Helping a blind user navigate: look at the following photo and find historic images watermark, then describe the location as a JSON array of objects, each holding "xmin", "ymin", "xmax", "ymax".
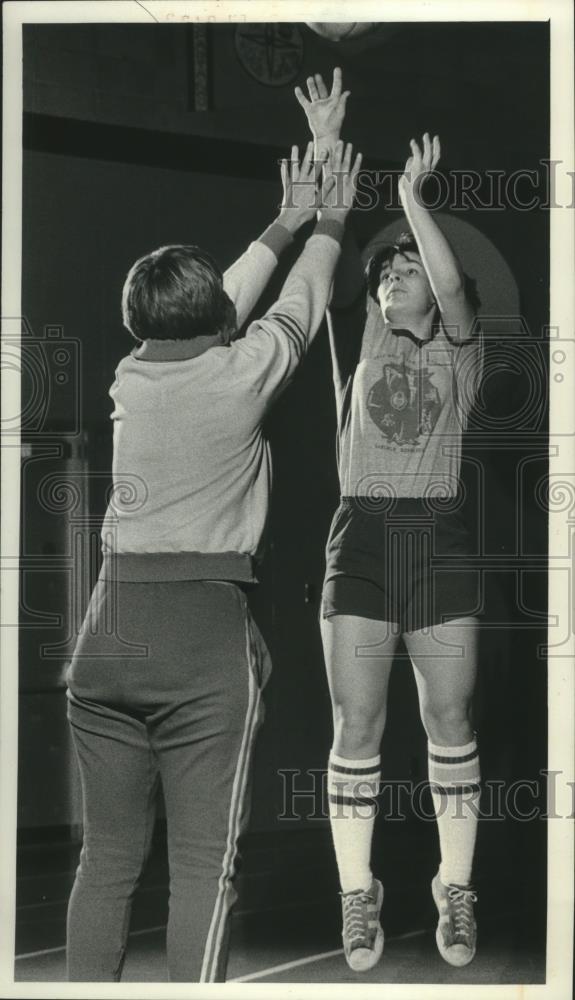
[
  {"xmin": 277, "ymin": 768, "xmax": 575, "ymax": 822},
  {"xmin": 280, "ymin": 160, "xmax": 575, "ymax": 213}
]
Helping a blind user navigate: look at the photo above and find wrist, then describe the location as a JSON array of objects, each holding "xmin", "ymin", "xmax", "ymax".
[
  {"xmin": 277, "ymin": 208, "xmax": 313, "ymax": 233},
  {"xmin": 399, "ymin": 190, "xmax": 426, "ymax": 221},
  {"xmin": 312, "ymin": 128, "xmax": 340, "ymax": 141},
  {"xmin": 318, "ymin": 206, "xmax": 350, "ymax": 223},
  {"xmin": 397, "ymin": 184, "xmax": 410, "ymax": 211},
  {"xmin": 399, "ymin": 174, "xmax": 427, "ymax": 211},
  {"xmin": 312, "ymin": 130, "xmax": 341, "ymax": 154}
]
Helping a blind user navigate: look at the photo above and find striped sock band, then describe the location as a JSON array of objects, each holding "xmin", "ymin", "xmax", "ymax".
[
  {"xmin": 328, "ymin": 751, "xmax": 381, "ymax": 894},
  {"xmin": 428, "ymin": 737, "xmax": 481, "ymax": 887}
]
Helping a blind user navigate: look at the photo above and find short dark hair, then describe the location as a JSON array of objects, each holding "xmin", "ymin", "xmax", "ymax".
[
  {"xmin": 121, "ymin": 244, "xmax": 236, "ymax": 341},
  {"xmin": 365, "ymin": 230, "xmax": 481, "ymax": 312},
  {"xmin": 365, "ymin": 232, "xmax": 420, "ymax": 300}
]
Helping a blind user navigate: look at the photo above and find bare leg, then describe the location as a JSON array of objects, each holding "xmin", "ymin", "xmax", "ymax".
[
  {"xmin": 403, "ymin": 616, "xmax": 478, "ymax": 747},
  {"xmin": 321, "ymin": 614, "xmax": 400, "ymax": 758}
]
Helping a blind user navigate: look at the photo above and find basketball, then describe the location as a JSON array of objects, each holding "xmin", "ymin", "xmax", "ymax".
[{"xmin": 306, "ymin": 22, "xmax": 378, "ymax": 42}]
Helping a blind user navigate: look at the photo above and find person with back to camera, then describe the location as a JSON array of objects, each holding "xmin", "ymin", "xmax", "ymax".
[
  {"xmin": 65, "ymin": 139, "xmax": 362, "ymax": 983},
  {"xmin": 296, "ymin": 69, "xmax": 483, "ymax": 973}
]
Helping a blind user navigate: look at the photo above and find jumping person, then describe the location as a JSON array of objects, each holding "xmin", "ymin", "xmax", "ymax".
[
  {"xmin": 296, "ymin": 70, "xmax": 483, "ymax": 972},
  {"xmin": 65, "ymin": 139, "xmax": 362, "ymax": 982}
]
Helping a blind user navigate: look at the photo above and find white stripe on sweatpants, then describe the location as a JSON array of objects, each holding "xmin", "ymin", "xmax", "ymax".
[{"xmin": 199, "ymin": 611, "xmax": 263, "ymax": 983}]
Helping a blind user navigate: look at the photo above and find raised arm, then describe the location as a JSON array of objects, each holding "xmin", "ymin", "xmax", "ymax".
[
  {"xmin": 295, "ymin": 67, "xmax": 349, "ymax": 160},
  {"xmin": 236, "ymin": 140, "xmax": 363, "ymax": 406},
  {"xmin": 398, "ymin": 134, "xmax": 477, "ymax": 341},
  {"xmin": 223, "ymin": 141, "xmax": 323, "ymax": 329},
  {"xmin": 271, "ymin": 141, "xmax": 362, "ymax": 335},
  {"xmin": 295, "ymin": 68, "xmax": 365, "ymax": 309}
]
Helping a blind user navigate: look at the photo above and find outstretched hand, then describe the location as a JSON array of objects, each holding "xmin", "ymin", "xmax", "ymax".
[
  {"xmin": 294, "ymin": 67, "xmax": 350, "ymax": 139},
  {"xmin": 278, "ymin": 141, "xmax": 327, "ymax": 227},
  {"xmin": 399, "ymin": 133, "xmax": 441, "ymax": 201},
  {"xmin": 320, "ymin": 140, "xmax": 363, "ymax": 219}
]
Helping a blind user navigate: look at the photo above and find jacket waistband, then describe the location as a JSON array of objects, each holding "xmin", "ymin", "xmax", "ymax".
[{"xmin": 99, "ymin": 551, "xmax": 257, "ymax": 583}]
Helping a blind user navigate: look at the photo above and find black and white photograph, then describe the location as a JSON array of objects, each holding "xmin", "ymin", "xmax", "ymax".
[{"xmin": 1, "ymin": 1, "xmax": 573, "ymax": 996}]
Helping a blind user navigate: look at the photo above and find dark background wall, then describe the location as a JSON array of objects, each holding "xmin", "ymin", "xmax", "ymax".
[{"xmin": 19, "ymin": 21, "xmax": 549, "ymax": 921}]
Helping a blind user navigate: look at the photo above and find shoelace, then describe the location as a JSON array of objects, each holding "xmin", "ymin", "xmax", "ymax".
[
  {"xmin": 341, "ymin": 890, "xmax": 373, "ymax": 946},
  {"xmin": 447, "ymin": 886, "xmax": 478, "ymax": 939}
]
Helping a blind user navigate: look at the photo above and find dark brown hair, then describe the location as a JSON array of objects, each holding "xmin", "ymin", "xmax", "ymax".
[
  {"xmin": 122, "ymin": 244, "xmax": 236, "ymax": 341},
  {"xmin": 365, "ymin": 231, "xmax": 480, "ymax": 312}
]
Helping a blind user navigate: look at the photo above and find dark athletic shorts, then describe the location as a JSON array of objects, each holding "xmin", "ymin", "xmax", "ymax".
[{"xmin": 322, "ymin": 497, "xmax": 480, "ymax": 632}]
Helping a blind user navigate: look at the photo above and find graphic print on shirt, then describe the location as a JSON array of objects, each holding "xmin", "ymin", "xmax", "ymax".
[{"xmin": 366, "ymin": 361, "xmax": 441, "ymax": 447}]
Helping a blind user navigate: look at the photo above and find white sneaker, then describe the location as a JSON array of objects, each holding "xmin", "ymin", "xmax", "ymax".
[
  {"xmin": 431, "ymin": 870, "xmax": 477, "ymax": 967},
  {"xmin": 341, "ymin": 878, "xmax": 384, "ymax": 972}
]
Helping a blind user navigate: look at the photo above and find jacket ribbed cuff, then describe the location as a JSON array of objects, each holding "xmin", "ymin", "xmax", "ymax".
[
  {"xmin": 314, "ymin": 217, "xmax": 346, "ymax": 245},
  {"xmin": 257, "ymin": 221, "xmax": 295, "ymax": 258}
]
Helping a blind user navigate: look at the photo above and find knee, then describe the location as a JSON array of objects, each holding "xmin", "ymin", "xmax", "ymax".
[
  {"xmin": 76, "ymin": 839, "xmax": 144, "ymax": 891},
  {"xmin": 422, "ymin": 701, "xmax": 473, "ymax": 746},
  {"xmin": 332, "ymin": 704, "xmax": 386, "ymax": 759}
]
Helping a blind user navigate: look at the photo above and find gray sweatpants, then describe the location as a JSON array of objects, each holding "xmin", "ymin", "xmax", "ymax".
[{"xmin": 65, "ymin": 578, "xmax": 271, "ymax": 982}]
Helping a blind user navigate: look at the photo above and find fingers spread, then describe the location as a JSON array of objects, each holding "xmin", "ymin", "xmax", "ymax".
[
  {"xmin": 332, "ymin": 138, "xmax": 344, "ymax": 171},
  {"xmin": 351, "ymin": 151, "xmax": 363, "ymax": 180},
  {"xmin": 290, "ymin": 144, "xmax": 299, "ymax": 178},
  {"xmin": 294, "ymin": 86, "xmax": 309, "ymax": 108},
  {"xmin": 331, "ymin": 66, "xmax": 342, "ymax": 97},
  {"xmin": 342, "ymin": 141, "xmax": 353, "ymax": 172},
  {"xmin": 315, "ymin": 73, "xmax": 328, "ymax": 99},
  {"xmin": 313, "ymin": 148, "xmax": 329, "ymax": 181},
  {"xmin": 322, "ymin": 173, "xmax": 336, "ymax": 196},
  {"xmin": 301, "ymin": 139, "xmax": 314, "ymax": 174},
  {"xmin": 307, "ymin": 75, "xmax": 319, "ymax": 101},
  {"xmin": 409, "ymin": 138, "xmax": 422, "ymax": 160}
]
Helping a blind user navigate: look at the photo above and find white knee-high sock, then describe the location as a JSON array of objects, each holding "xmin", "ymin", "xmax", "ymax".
[
  {"xmin": 328, "ymin": 751, "xmax": 381, "ymax": 894},
  {"xmin": 428, "ymin": 737, "xmax": 481, "ymax": 887}
]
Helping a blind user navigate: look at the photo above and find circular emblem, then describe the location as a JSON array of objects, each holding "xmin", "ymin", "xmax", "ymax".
[
  {"xmin": 235, "ymin": 24, "xmax": 304, "ymax": 87},
  {"xmin": 367, "ymin": 363, "xmax": 441, "ymax": 446}
]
